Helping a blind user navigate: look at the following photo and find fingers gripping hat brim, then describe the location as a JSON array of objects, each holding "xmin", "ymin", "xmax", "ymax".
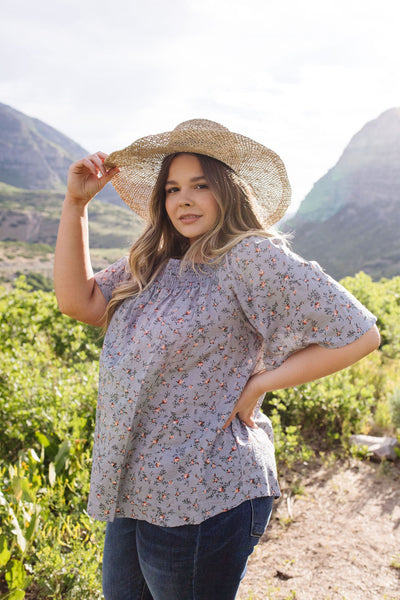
[{"xmin": 104, "ymin": 119, "xmax": 291, "ymax": 227}]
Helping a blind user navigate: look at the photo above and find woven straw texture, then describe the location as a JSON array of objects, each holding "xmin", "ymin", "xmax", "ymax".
[{"xmin": 104, "ymin": 119, "xmax": 291, "ymax": 226}]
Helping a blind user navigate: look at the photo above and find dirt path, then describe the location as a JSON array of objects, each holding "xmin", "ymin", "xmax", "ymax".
[{"xmin": 238, "ymin": 459, "xmax": 400, "ymax": 600}]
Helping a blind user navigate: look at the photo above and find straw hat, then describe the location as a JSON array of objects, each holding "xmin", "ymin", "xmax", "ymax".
[{"xmin": 104, "ymin": 119, "xmax": 291, "ymax": 227}]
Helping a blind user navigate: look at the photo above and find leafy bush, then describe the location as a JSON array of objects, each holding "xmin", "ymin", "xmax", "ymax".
[
  {"xmin": 340, "ymin": 272, "xmax": 400, "ymax": 357},
  {"xmin": 263, "ymin": 352, "xmax": 382, "ymax": 446},
  {"xmin": 0, "ymin": 278, "xmax": 101, "ymax": 461},
  {"xmin": 264, "ymin": 273, "xmax": 400, "ymax": 466},
  {"xmin": 15, "ymin": 272, "xmax": 54, "ymax": 292},
  {"xmin": 389, "ymin": 388, "xmax": 400, "ymax": 429},
  {"xmin": 0, "ymin": 279, "xmax": 104, "ymax": 599},
  {"xmin": 1, "ymin": 272, "xmax": 399, "ymax": 598}
]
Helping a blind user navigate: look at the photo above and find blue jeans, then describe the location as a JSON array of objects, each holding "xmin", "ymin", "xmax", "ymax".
[{"xmin": 102, "ymin": 496, "xmax": 274, "ymax": 600}]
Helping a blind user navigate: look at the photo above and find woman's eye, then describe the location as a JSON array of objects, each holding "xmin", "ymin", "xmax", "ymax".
[
  {"xmin": 195, "ymin": 184, "xmax": 208, "ymax": 189},
  {"xmin": 166, "ymin": 187, "xmax": 179, "ymax": 194}
]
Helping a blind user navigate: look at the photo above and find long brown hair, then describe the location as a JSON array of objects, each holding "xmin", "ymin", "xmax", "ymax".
[{"xmin": 104, "ymin": 153, "xmax": 275, "ymax": 328}]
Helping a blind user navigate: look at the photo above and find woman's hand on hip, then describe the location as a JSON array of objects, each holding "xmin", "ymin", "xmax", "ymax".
[
  {"xmin": 222, "ymin": 327, "xmax": 380, "ymax": 431},
  {"xmin": 222, "ymin": 373, "xmax": 264, "ymax": 430},
  {"xmin": 67, "ymin": 151, "xmax": 120, "ymax": 206}
]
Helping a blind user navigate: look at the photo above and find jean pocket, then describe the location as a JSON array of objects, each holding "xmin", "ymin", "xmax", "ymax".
[{"xmin": 249, "ymin": 496, "xmax": 274, "ymax": 538}]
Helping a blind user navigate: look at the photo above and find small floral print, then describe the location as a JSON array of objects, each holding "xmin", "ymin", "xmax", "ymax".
[{"xmin": 89, "ymin": 237, "xmax": 376, "ymax": 526}]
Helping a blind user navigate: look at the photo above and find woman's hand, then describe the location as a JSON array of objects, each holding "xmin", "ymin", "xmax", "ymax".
[
  {"xmin": 54, "ymin": 151, "xmax": 120, "ymax": 325},
  {"xmin": 223, "ymin": 373, "xmax": 264, "ymax": 430},
  {"xmin": 67, "ymin": 151, "xmax": 120, "ymax": 205}
]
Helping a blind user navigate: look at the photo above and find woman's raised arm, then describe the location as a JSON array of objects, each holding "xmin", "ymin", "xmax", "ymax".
[{"xmin": 54, "ymin": 152, "xmax": 120, "ymax": 326}]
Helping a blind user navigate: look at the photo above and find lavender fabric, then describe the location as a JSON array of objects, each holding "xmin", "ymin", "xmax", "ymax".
[{"xmin": 88, "ymin": 237, "xmax": 376, "ymax": 525}]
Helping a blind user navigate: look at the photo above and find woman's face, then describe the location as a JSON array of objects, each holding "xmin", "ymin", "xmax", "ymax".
[{"xmin": 165, "ymin": 154, "xmax": 219, "ymax": 245}]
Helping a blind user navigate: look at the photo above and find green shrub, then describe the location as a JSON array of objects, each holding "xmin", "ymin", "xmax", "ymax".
[
  {"xmin": 0, "ymin": 280, "xmax": 104, "ymax": 599},
  {"xmin": 263, "ymin": 352, "xmax": 381, "ymax": 455},
  {"xmin": 340, "ymin": 272, "xmax": 400, "ymax": 357},
  {"xmin": 0, "ymin": 272, "xmax": 399, "ymax": 598},
  {"xmin": 389, "ymin": 388, "xmax": 400, "ymax": 429},
  {"xmin": 14, "ymin": 272, "xmax": 53, "ymax": 292},
  {"xmin": 261, "ymin": 272, "xmax": 400, "ymax": 466}
]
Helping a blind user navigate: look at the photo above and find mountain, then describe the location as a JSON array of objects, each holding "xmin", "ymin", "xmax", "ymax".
[
  {"xmin": 1, "ymin": 103, "xmax": 400, "ymax": 283},
  {"xmin": 0, "ymin": 102, "xmax": 88, "ymax": 191},
  {"xmin": 0, "ymin": 101, "xmax": 125, "ymax": 205},
  {"xmin": 0, "ymin": 103, "xmax": 143, "ymax": 281},
  {"xmin": 285, "ymin": 108, "xmax": 400, "ymax": 280}
]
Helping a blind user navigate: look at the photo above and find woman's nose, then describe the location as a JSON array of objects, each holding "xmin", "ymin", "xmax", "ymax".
[{"xmin": 178, "ymin": 191, "xmax": 193, "ymax": 205}]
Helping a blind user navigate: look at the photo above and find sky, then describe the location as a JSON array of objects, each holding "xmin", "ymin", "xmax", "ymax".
[{"xmin": 1, "ymin": 0, "xmax": 400, "ymax": 213}]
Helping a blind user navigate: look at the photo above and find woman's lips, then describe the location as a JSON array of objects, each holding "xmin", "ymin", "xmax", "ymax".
[{"xmin": 179, "ymin": 215, "xmax": 201, "ymax": 224}]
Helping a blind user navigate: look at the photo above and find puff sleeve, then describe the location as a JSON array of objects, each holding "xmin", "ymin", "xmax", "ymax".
[
  {"xmin": 223, "ymin": 237, "xmax": 377, "ymax": 369},
  {"xmin": 94, "ymin": 257, "xmax": 130, "ymax": 303}
]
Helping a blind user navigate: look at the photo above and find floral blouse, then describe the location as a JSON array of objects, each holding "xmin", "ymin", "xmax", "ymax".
[{"xmin": 88, "ymin": 237, "xmax": 376, "ymax": 526}]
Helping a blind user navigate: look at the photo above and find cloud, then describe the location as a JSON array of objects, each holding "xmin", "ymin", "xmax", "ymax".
[{"xmin": 1, "ymin": 0, "xmax": 400, "ymax": 210}]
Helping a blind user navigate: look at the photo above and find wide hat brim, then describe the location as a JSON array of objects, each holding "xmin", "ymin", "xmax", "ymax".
[{"xmin": 104, "ymin": 119, "xmax": 291, "ymax": 227}]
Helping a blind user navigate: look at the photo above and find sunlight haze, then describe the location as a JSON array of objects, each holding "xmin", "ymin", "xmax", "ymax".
[{"xmin": 1, "ymin": 0, "xmax": 399, "ymax": 213}]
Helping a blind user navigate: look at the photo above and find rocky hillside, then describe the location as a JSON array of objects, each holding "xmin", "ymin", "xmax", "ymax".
[
  {"xmin": 0, "ymin": 102, "xmax": 123, "ymax": 205},
  {"xmin": 1, "ymin": 103, "xmax": 400, "ymax": 282},
  {"xmin": 0, "ymin": 102, "xmax": 87, "ymax": 191},
  {"xmin": 286, "ymin": 108, "xmax": 400, "ymax": 280},
  {"xmin": 0, "ymin": 103, "xmax": 142, "ymax": 281}
]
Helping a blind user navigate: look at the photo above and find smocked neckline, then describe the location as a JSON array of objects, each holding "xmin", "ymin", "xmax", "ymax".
[{"xmin": 158, "ymin": 258, "xmax": 218, "ymax": 282}]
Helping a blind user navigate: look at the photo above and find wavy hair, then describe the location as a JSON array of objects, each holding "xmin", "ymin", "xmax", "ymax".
[{"xmin": 103, "ymin": 153, "xmax": 278, "ymax": 328}]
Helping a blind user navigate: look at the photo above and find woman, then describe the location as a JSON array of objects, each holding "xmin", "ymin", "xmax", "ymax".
[{"xmin": 54, "ymin": 119, "xmax": 380, "ymax": 600}]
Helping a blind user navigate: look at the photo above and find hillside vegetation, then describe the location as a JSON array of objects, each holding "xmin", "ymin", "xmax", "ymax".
[
  {"xmin": 0, "ymin": 102, "xmax": 144, "ymax": 285},
  {"xmin": 0, "ymin": 182, "xmax": 144, "ymax": 283},
  {"xmin": 0, "ymin": 273, "xmax": 399, "ymax": 599}
]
